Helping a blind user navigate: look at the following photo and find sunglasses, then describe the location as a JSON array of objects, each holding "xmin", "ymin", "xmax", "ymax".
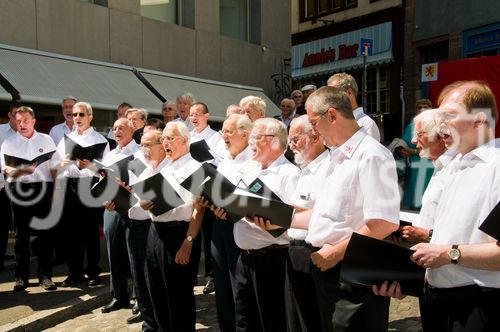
[{"xmin": 72, "ymin": 112, "xmax": 86, "ymax": 117}]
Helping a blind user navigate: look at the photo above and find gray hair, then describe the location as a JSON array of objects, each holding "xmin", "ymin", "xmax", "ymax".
[
  {"xmin": 327, "ymin": 73, "xmax": 358, "ymax": 95},
  {"xmin": 165, "ymin": 121, "xmax": 191, "ymax": 145},
  {"xmin": 254, "ymin": 118, "xmax": 288, "ymax": 151},
  {"xmin": 290, "ymin": 115, "xmax": 313, "ymax": 136},
  {"xmin": 226, "ymin": 104, "xmax": 241, "ymax": 117},
  {"xmin": 239, "ymin": 95, "xmax": 267, "ymax": 116},
  {"xmin": 62, "ymin": 95, "xmax": 78, "ymax": 104},
  {"xmin": 74, "ymin": 102, "xmax": 93, "ymax": 116},
  {"xmin": 228, "ymin": 114, "xmax": 252, "ymax": 134},
  {"xmin": 176, "ymin": 92, "xmax": 196, "ymax": 105},
  {"xmin": 291, "ymin": 90, "xmax": 303, "ymax": 98},
  {"xmin": 413, "ymin": 109, "xmax": 440, "ymax": 141},
  {"xmin": 162, "ymin": 101, "xmax": 176, "ymax": 108},
  {"xmin": 125, "ymin": 108, "xmax": 148, "ymax": 121},
  {"xmin": 305, "ymin": 86, "xmax": 353, "ymax": 119}
]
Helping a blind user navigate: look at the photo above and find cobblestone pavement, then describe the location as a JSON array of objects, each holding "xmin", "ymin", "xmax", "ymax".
[{"xmin": 46, "ymin": 289, "xmax": 422, "ymax": 331}]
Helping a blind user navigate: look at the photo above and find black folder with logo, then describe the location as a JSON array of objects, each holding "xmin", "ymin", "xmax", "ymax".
[
  {"xmin": 64, "ymin": 135, "xmax": 108, "ymax": 161},
  {"xmin": 189, "ymin": 140, "xmax": 216, "ymax": 162},
  {"xmin": 4, "ymin": 151, "xmax": 55, "ymax": 168},
  {"xmin": 340, "ymin": 232, "xmax": 425, "ymax": 297},
  {"xmin": 131, "ymin": 172, "xmax": 185, "ymax": 217},
  {"xmin": 180, "ymin": 164, "xmax": 294, "ymax": 230},
  {"xmin": 479, "ymin": 201, "xmax": 500, "ymax": 240}
]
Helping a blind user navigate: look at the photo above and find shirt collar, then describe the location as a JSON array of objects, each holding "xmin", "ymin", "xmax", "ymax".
[
  {"xmin": 15, "ymin": 130, "xmax": 39, "ymax": 142},
  {"xmin": 234, "ymin": 145, "xmax": 253, "ymax": 162},
  {"xmin": 461, "ymin": 138, "xmax": 499, "ymax": 164},
  {"xmin": 169, "ymin": 152, "xmax": 193, "ymax": 172},
  {"xmin": 192, "ymin": 125, "xmax": 212, "ymax": 137},
  {"xmin": 336, "ymin": 129, "xmax": 366, "ymax": 159},
  {"xmin": 352, "ymin": 107, "xmax": 365, "ymax": 120},
  {"xmin": 303, "ymin": 149, "xmax": 329, "ymax": 174},
  {"xmin": 260, "ymin": 154, "xmax": 289, "ymax": 174},
  {"xmin": 75, "ymin": 127, "xmax": 94, "ymax": 136},
  {"xmin": 433, "ymin": 149, "xmax": 458, "ymax": 171},
  {"xmin": 115, "ymin": 139, "xmax": 138, "ymax": 155}
]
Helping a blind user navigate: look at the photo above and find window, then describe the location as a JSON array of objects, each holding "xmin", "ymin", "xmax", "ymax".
[
  {"xmin": 141, "ymin": 0, "xmax": 178, "ymax": 25},
  {"xmin": 80, "ymin": 0, "xmax": 108, "ymax": 6},
  {"xmin": 419, "ymin": 41, "xmax": 449, "ymax": 64},
  {"xmin": 300, "ymin": 0, "xmax": 357, "ymax": 21},
  {"xmin": 220, "ymin": 0, "xmax": 260, "ymax": 44}
]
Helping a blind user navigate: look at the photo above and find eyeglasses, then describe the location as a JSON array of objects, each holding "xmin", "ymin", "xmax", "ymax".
[
  {"xmin": 412, "ymin": 131, "xmax": 427, "ymax": 140},
  {"xmin": 292, "ymin": 95, "xmax": 302, "ymax": 99},
  {"xmin": 72, "ymin": 112, "xmax": 86, "ymax": 117},
  {"xmin": 288, "ymin": 134, "xmax": 305, "ymax": 146},
  {"xmin": 249, "ymin": 134, "xmax": 275, "ymax": 144},
  {"xmin": 160, "ymin": 136, "xmax": 180, "ymax": 143},
  {"xmin": 219, "ymin": 129, "xmax": 235, "ymax": 136},
  {"xmin": 309, "ymin": 112, "xmax": 328, "ymax": 127},
  {"xmin": 139, "ymin": 142, "xmax": 162, "ymax": 148}
]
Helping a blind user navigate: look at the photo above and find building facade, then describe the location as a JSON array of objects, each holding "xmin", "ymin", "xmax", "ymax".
[
  {"xmin": 403, "ymin": 0, "xmax": 500, "ymax": 129},
  {"xmin": 291, "ymin": 0, "xmax": 403, "ymax": 141},
  {"xmin": 0, "ymin": 0, "xmax": 290, "ymax": 130}
]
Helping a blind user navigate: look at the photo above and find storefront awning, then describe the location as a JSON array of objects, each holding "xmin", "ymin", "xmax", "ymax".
[
  {"xmin": 0, "ymin": 44, "xmax": 160, "ymax": 112},
  {"xmin": 139, "ymin": 69, "xmax": 281, "ymax": 121},
  {"xmin": 292, "ymin": 21, "xmax": 393, "ymax": 79},
  {"xmin": 0, "ymin": 44, "xmax": 279, "ymax": 120}
]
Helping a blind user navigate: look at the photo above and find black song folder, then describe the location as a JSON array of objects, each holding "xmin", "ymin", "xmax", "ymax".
[
  {"xmin": 4, "ymin": 151, "xmax": 55, "ymax": 168},
  {"xmin": 340, "ymin": 232, "xmax": 425, "ymax": 297},
  {"xmin": 64, "ymin": 135, "xmax": 108, "ymax": 161},
  {"xmin": 131, "ymin": 172, "xmax": 185, "ymax": 217},
  {"xmin": 93, "ymin": 155, "xmax": 134, "ymax": 184},
  {"xmin": 479, "ymin": 201, "xmax": 500, "ymax": 240},
  {"xmin": 91, "ymin": 177, "xmax": 137, "ymax": 216},
  {"xmin": 189, "ymin": 140, "xmax": 216, "ymax": 162}
]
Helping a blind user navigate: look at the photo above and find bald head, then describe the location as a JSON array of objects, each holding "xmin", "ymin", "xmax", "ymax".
[{"xmin": 113, "ymin": 117, "xmax": 134, "ymax": 148}]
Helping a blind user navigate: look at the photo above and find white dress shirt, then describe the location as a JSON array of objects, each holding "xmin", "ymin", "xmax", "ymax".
[
  {"xmin": 53, "ymin": 127, "xmax": 110, "ymax": 178},
  {"xmin": 353, "ymin": 107, "xmax": 381, "ymax": 142},
  {"xmin": 128, "ymin": 157, "xmax": 171, "ymax": 221},
  {"xmin": 149, "ymin": 153, "xmax": 201, "ymax": 223},
  {"xmin": 413, "ymin": 149, "xmax": 458, "ymax": 230},
  {"xmin": 217, "ymin": 146, "xmax": 256, "ymax": 185},
  {"xmin": 102, "ymin": 139, "xmax": 139, "ymax": 166},
  {"xmin": 0, "ymin": 131, "xmax": 56, "ymax": 183},
  {"xmin": 190, "ymin": 125, "xmax": 226, "ymax": 164},
  {"xmin": 427, "ymin": 139, "xmax": 500, "ymax": 289},
  {"xmin": 172, "ymin": 117, "xmax": 194, "ymax": 131},
  {"xmin": 305, "ymin": 129, "xmax": 400, "ymax": 248},
  {"xmin": 0, "ymin": 123, "xmax": 16, "ymax": 190},
  {"xmin": 287, "ymin": 150, "xmax": 330, "ymax": 240},
  {"xmin": 233, "ymin": 154, "xmax": 300, "ymax": 250},
  {"xmin": 49, "ymin": 122, "xmax": 74, "ymax": 145}
]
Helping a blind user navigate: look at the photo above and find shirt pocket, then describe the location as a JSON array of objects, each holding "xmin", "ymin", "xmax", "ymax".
[{"xmin": 320, "ymin": 180, "xmax": 352, "ymax": 222}]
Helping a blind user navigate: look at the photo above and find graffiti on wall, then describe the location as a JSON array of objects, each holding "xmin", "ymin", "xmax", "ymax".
[{"xmin": 270, "ymin": 57, "xmax": 291, "ymax": 104}]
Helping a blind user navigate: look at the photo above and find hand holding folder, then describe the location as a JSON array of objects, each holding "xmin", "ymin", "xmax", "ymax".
[{"xmin": 340, "ymin": 232, "xmax": 425, "ymax": 297}]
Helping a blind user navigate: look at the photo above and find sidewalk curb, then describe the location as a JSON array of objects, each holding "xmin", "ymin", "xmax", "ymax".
[{"xmin": 0, "ymin": 286, "xmax": 111, "ymax": 332}]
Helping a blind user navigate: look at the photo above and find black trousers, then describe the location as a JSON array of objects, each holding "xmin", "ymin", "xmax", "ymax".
[
  {"xmin": 234, "ymin": 245, "xmax": 288, "ymax": 332},
  {"xmin": 127, "ymin": 220, "xmax": 156, "ymax": 332},
  {"xmin": 103, "ymin": 210, "xmax": 131, "ymax": 302},
  {"xmin": 191, "ymin": 212, "xmax": 215, "ymax": 283},
  {"xmin": 422, "ymin": 284, "xmax": 500, "ymax": 332},
  {"xmin": 8, "ymin": 182, "xmax": 54, "ymax": 280},
  {"xmin": 311, "ymin": 256, "xmax": 390, "ymax": 332},
  {"xmin": 62, "ymin": 179, "xmax": 102, "ymax": 278},
  {"xmin": 285, "ymin": 240, "xmax": 322, "ymax": 332},
  {"xmin": 145, "ymin": 222, "xmax": 195, "ymax": 332},
  {"xmin": 211, "ymin": 220, "xmax": 241, "ymax": 332},
  {"xmin": 0, "ymin": 187, "xmax": 12, "ymax": 266}
]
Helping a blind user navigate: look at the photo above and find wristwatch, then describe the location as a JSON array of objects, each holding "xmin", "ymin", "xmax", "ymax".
[
  {"xmin": 448, "ymin": 244, "xmax": 461, "ymax": 264},
  {"xmin": 186, "ymin": 235, "xmax": 194, "ymax": 243}
]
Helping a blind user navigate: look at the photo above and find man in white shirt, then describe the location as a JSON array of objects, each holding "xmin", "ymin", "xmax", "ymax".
[
  {"xmin": 49, "ymin": 96, "xmax": 77, "ymax": 144},
  {"xmin": 0, "ymin": 101, "xmax": 18, "ymax": 270},
  {"xmin": 131, "ymin": 122, "xmax": 204, "ymax": 331},
  {"xmin": 285, "ymin": 115, "xmax": 329, "ymax": 332},
  {"xmin": 288, "ymin": 87, "xmax": 400, "ymax": 331},
  {"xmin": 232, "ymin": 118, "xmax": 300, "ymax": 331},
  {"xmin": 327, "ymin": 73, "xmax": 381, "ymax": 141},
  {"xmin": 188, "ymin": 101, "xmax": 225, "ymax": 293},
  {"xmin": 53, "ymin": 101, "xmax": 110, "ymax": 288},
  {"xmin": 172, "ymin": 92, "xmax": 195, "ymax": 131},
  {"xmin": 1, "ymin": 106, "xmax": 57, "ymax": 291},
  {"xmin": 106, "ymin": 102, "xmax": 132, "ymax": 141},
  {"xmin": 375, "ymin": 81, "xmax": 500, "ymax": 332},
  {"xmin": 210, "ymin": 114, "xmax": 254, "ymax": 331},
  {"xmin": 100, "ymin": 118, "xmax": 138, "ymax": 314},
  {"xmin": 239, "ymin": 95, "xmax": 266, "ymax": 122}
]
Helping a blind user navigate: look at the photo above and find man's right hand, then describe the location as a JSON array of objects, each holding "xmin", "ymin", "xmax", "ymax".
[
  {"xmin": 139, "ymin": 200, "xmax": 154, "ymax": 211},
  {"xmin": 103, "ymin": 201, "xmax": 115, "ymax": 211},
  {"xmin": 372, "ymin": 281, "xmax": 405, "ymax": 299}
]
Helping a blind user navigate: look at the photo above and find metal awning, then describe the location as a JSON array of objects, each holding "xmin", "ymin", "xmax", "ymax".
[
  {"xmin": 139, "ymin": 69, "xmax": 280, "ymax": 121},
  {"xmin": 0, "ymin": 44, "xmax": 160, "ymax": 112},
  {"xmin": 0, "ymin": 43, "xmax": 280, "ymax": 120}
]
